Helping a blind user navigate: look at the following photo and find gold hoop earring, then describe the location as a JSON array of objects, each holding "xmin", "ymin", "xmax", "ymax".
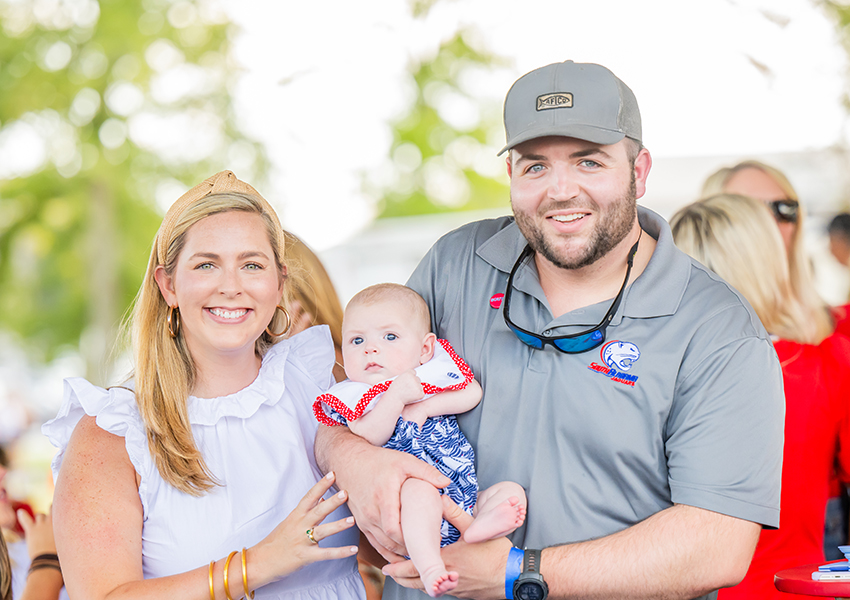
[
  {"xmin": 167, "ymin": 305, "xmax": 181, "ymax": 338},
  {"xmin": 265, "ymin": 305, "xmax": 291, "ymax": 337}
]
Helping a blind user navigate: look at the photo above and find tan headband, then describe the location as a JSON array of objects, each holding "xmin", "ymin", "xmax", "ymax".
[{"xmin": 155, "ymin": 170, "xmax": 283, "ymax": 265}]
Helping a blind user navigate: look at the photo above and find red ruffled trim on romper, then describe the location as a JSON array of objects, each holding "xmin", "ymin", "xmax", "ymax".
[{"xmin": 313, "ymin": 339, "xmax": 474, "ymax": 427}]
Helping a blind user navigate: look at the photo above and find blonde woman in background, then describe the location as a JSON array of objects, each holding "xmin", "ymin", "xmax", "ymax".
[
  {"xmin": 703, "ymin": 160, "xmax": 850, "ymax": 560},
  {"xmin": 701, "ymin": 160, "xmax": 842, "ymax": 340},
  {"xmin": 43, "ymin": 172, "xmax": 365, "ymax": 600},
  {"xmin": 284, "ymin": 233, "xmax": 346, "ymax": 383},
  {"xmin": 671, "ymin": 193, "xmax": 850, "ymax": 599}
]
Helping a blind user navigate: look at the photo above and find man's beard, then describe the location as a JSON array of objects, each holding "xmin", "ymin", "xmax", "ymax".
[{"xmin": 512, "ymin": 173, "xmax": 637, "ymax": 270}]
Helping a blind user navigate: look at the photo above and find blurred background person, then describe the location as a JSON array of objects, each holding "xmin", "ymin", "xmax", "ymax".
[
  {"xmin": 0, "ymin": 451, "xmax": 63, "ymax": 600},
  {"xmin": 284, "ymin": 232, "xmax": 347, "ymax": 383},
  {"xmin": 671, "ymin": 193, "xmax": 850, "ymax": 599},
  {"xmin": 829, "ymin": 212, "xmax": 850, "ymax": 304},
  {"xmin": 703, "ymin": 161, "xmax": 850, "ymax": 558},
  {"xmin": 828, "ymin": 212, "xmax": 850, "ymax": 268},
  {"xmin": 701, "ymin": 160, "xmax": 839, "ymax": 335}
]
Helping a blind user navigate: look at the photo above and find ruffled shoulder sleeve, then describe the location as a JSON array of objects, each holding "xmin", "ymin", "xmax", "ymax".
[
  {"xmin": 283, "ymin": 324, "xmax": 337, "ymax": 389},
  {"xmin": 42, "ymin": 378, "xmax": 151, "ymax": 484}
]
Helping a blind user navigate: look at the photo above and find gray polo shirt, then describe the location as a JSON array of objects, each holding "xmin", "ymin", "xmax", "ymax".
[{"xmin": 390, "ymin": 207, "xmax": 784, "ymax": 600}]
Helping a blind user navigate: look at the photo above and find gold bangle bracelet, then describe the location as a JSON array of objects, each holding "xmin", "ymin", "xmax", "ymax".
[
  {"xmin": 241, "ymin": 547, "xmax": 254, "ymax": 599},
  {"xmin": 209, "ymin": 560, "xmax": 216, "ymax": 600},
  {"xmin": 223, "ymin": 551, "xmax": 238, "ymax": 600}
]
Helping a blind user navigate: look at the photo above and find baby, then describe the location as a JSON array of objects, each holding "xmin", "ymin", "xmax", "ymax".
[{"xmin": 314, "ymin": 283, "xmax": 526, "ymax": 597}]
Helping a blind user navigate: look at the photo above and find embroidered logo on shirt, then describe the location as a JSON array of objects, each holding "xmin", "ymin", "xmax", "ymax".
[{"xmin": 587, "ymin": 340, "xmax": 640, "ymax": 387}]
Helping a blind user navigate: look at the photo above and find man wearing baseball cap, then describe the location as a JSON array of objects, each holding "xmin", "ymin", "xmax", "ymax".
[{"xmin": 318, "ymin": 61, "xmax": 784, "ymax": 600}]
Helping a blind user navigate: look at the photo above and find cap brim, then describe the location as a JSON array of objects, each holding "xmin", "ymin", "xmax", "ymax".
[{"xmin": 497, "ymin": 125, "xmax": 627, "ymax": 156}]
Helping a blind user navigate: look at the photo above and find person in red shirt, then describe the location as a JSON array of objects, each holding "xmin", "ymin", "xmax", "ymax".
[{"xmin": 672, "ymin": 193, "xmax": 850, "ymax": 599}]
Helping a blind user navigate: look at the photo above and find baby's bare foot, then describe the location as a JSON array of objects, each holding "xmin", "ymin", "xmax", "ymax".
[
  {"xmin": 420, "ymin": 565, "xmax": 459, "ymax": 598},
  {"xmin": 463, "ymin": 496, "xmax": 526, "ymax": 544}
]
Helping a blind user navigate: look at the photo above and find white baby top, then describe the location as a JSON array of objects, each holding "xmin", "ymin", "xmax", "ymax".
[
  {"xmin": 313, "ymin": 339, "xmax": 473, "ymax": 426},
  {"xmin": 42, "ymin": 326, "xmax": 365, "ymax": 600}
]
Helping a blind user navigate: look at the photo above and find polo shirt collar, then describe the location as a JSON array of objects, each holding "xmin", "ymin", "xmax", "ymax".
[
  {"xmin": 623, "ymin": 206, "xmax": 690, "ymax": 319},
  {"xmin": 475, "ymin": 206, "xmax": 690, "ymax": 320},
  {"xmin": 475, "ymin": 218, "xmax": 549, "ymax": 304}
]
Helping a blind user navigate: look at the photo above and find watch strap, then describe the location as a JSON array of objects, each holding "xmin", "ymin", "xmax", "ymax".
[
  {"xmin": 514, "ymin": 549, "xmax": 548, "ymax": 600},
  {"xmin": 523, "ymin": 549, "xmax": 541, "ymax": 575}
]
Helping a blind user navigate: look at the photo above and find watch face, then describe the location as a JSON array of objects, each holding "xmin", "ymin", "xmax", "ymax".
[{"xmin": 516, "ymin": 581, "xmax": 545, "ymax": 600}]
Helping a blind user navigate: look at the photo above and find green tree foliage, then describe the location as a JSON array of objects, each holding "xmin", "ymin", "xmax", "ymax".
[
  {"xmin": 0, "ymin": 0, "xmax": 267, "ymax": 382},
  {"xmin": 822, "ymin": 1, "xmax": 850, "ymax": 114},
  {"xmin": 373, "ymin": 30, "xmax": 510, "ymax": 219}
]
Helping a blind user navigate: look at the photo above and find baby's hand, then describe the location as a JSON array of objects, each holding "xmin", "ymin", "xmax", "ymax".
[{"xmin": 388, "ymin": 370, "xmax": 425, "ymax": 404}]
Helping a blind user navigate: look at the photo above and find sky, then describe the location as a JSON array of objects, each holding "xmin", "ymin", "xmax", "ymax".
[{"xmin": 222, "ymin": 0, "xmax": 850, "ymax": 250}]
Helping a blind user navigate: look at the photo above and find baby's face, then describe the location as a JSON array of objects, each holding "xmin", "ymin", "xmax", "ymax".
[{"xmin": 342, "ymin": 300, "xmax": 430, "ymax": 386}]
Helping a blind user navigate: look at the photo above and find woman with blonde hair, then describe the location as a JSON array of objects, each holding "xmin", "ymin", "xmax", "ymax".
[
  {"xmin": 284, "ymin": 233, "xmax": 346, "ymax": 383},
  {"xmin": 671, "ymin": 193, "xmax": 850, "ymax": 600},
  {"xmin": 701, "ymin": 160, "xmax": 838, "ymax": 343},
  {"xmin": 43, "ymin": 172, "xmax": 366, "ymax": 600}
]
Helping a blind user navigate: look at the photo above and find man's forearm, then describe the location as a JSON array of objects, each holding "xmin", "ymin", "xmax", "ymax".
[
  {"xmin": 314, "ymin": 423, "xmax": 362, "ymax": 474},
  {"xmin": 540, "ymin": 504, "xmax": 759, "ymax": 600}
]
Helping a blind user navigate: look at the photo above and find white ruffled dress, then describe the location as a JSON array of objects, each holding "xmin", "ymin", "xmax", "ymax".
[{"xmin": 42, "ymin": 326, "xmax": 366, "ymax": 600}]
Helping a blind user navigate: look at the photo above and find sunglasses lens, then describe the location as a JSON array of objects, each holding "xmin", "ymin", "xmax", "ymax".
[
  {"xmin": 771, "ymin": 200, "xmax": 798, "ymax": 223},
  {"xmin": 508, "ymin": 324, "xmax": 545, "ymax": 349},
  {"xmin": 552, "ymin": 329, "xmax": 605, "ymax": 353}
]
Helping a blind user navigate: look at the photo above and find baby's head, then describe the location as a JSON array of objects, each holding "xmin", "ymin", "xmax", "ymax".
[{"xmin": 341, "ymin": 283, "xmax": 436, "ymax": 385}]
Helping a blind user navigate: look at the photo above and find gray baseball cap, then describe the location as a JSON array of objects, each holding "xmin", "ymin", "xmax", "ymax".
[{"xmin": 498, "ymin": 60, "xmax": 641, "ymax": 155}]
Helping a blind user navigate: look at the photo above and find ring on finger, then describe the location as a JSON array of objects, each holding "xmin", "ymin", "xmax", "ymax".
[{"xmin": 306, "ymin": 528, "xmax": 318, "ymax": 544}]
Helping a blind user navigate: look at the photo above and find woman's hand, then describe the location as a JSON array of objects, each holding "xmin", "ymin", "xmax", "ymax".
[
  {"xmin": 18, "ymin": 507, "xmax": 57, "ymax": 559},
  {"xmin": 252, "ymin": 472, "xmax": 358, "ymax": 581}
]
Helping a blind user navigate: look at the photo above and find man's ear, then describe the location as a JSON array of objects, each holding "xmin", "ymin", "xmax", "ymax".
[
  {"xmin": 506, "ymin": 153, "xmax": 513, "ymax": 178},
  {"xmin": 420, "ymin": 332, "xmax": 437, "ymax": 364},
  {"xmin": 154, "ymin": 265, "xmax": 177, "ymax": 307},
  {"xmin": 633, "ymin": 148, "xmax": 652, "ymax": 200}
]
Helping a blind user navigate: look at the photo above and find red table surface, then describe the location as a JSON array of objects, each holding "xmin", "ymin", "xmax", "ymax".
[{"xmin": 775, "ymin": 563, "xmax": 850, "ymax": 597}]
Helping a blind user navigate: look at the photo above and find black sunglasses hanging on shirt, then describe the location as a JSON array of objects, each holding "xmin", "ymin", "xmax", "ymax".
[{"xmin": 502, "ymin": 238, "xmax": 639, "ymax": 354}]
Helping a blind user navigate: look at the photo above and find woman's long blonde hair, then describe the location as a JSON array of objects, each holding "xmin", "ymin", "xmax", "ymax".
[
  {"xmin": 0, "ymin": 531, "xmax": 11, "ymax": 600},
  {"xmin": 671, "ymin": 194, "xmax": 817, "ymax": 344},
  {"xmin": 701, "ymin": 160, "xmax": 833, "ymax": 342},
  {"xmin": 130, "ymin": 185, "xmax": 288, "ymax": 496}
]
